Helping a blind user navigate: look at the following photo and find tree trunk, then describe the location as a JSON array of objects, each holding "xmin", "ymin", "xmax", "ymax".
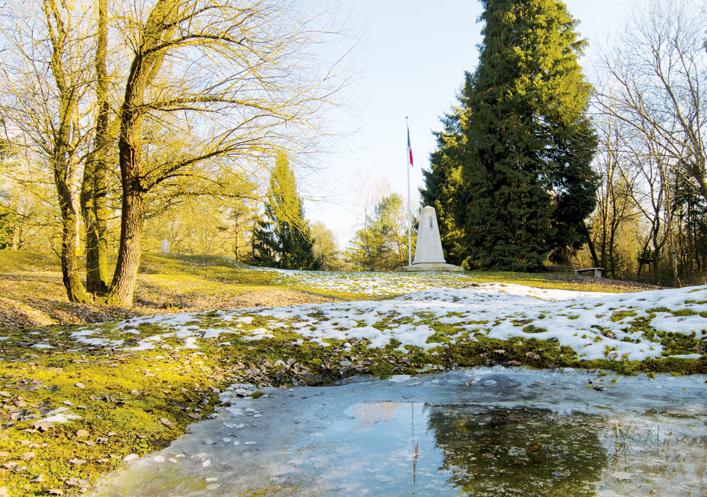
[
  {"xmin": 581, "ymin": 221, "xmax": 600, "ymax": 268},
  {"xmin": 107, "ymin": 181, "xmax": 143, "ymax": 304},
  {"xmin": 233, "ymin": 211, "xmax": 240, "ymax": 260},
  {"xmin": 667, "ymin": 227, "xmax": 681, "ymax": 287},
  {"xmin": 107, "ymin": 66, "xmax": 147, "ymax": 305},
  {"xmin": 55, "ymin": 170, "xmax": 90, "ymax": 303},
  {"xmin": 607, "ymin": 219, "xmax": 618, "ymax": 279},
  {"xmin": 43, "ymin": 0, "xmax": 90, "ymax": 303},
  {"xmin": 651, "ymin": 221, "xmax": 661, "ymax": 285},
  {"xmin": 11, "ymin": 222, "xmax": 21, "ymax": 250},
  {"xmin": 81, "ymin": 0, "xmax": 110, "ymax": 293},
  {"xmin": 81, "ymin": 157, "xmax": 110, "ymax": 292},
  {"xmin": 106, "ymin": 0, "xmax": 176, "ymax": 305}
]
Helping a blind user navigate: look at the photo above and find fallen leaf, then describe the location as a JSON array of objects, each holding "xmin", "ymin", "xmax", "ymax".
[
  {"xmin": 159, "ymin": 417, "xmax": 175, "ymax": 428},
  {"xmin": 32, "ymin": 421, "xmax": 53, "ymax": 432}
]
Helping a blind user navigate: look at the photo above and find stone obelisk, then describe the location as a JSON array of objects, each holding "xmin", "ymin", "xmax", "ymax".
[{"xmin": 404, "ymin": 206, "xmax": 463, "ymax": 272}]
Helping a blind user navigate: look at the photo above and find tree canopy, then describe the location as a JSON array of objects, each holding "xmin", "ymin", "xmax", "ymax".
[
  {"xmin": 345, "ymin": 193, "xmax": 410, "ymax": 271},
  {"xmin": 251, "ymin": 152, "xmax": 319, "ymax": 270},
  {"xmin": 423, "ymin": 0, "xmax": 598, "ymax": 271}
]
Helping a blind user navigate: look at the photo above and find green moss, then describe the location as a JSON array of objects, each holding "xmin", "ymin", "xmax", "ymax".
[
  {"xmin": 610, "ymin": 310, "xmax": 637, "ymax": 322},
  {"xmin": 671, "ymin": 309, "xmax": 697, "ymax": 317},
  {"xmin": 0, "ymin": 348, "xmax": 225, "ymax": 497},
  {"xmin": 2, "ymin": 324, "xmax": 705, "ymax": 496},
  {"xmin": 647, "ymin": 307, "xmax": 672, "ymax": 313},
  {"xmin": 590, "ymin": 325, "xmax": 617, "ymax": 340},
  {"xmin": 522, "ymin": 324, "xmax": 547, "ymax": 334}
]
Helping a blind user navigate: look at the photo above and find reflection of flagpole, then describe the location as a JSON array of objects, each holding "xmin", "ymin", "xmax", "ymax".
[
  {"xmin": 406, "ymin": 117, "xmax": 412, "ymax": 267},
  {"xmin": 411, "ymin": 402, "xmax": 418, "ymax": 492}
]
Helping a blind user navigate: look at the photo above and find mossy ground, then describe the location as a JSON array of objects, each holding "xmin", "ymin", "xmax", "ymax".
[
  {"xmin": 0, "ymin": 251, "xmax": 702, "ymax": 496},
  {"xmin": 2, "ymin": 320, "xmax": 703, "ymax": 496}
]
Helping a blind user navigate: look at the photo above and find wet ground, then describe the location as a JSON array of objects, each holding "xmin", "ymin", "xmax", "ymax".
[{"xmin": 93, "ymin": 367, "xmax": 706, "ymax": 497}]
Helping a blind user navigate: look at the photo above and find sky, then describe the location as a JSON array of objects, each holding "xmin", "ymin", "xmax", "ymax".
[{"xmin": 300, "ymin": 0, "xmax": 636, "ymax": 249}]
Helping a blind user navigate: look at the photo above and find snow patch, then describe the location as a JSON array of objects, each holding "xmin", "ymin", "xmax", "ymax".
[{"xmin": 62, "ymin": 278, "xmax": 706, "ymax": 363}]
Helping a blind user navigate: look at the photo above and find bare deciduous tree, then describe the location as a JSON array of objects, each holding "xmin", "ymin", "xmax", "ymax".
[
  {"xmin": 1, "ymin": 0, "xmax": 343, "ymax": 305},
  {"xmin": 0, "ymin": 0, "xmax": 95, "ymax": 301},
  {"xmin": 107, "ymin": 0, "xmax": 338, "ymax": 304},
  {"xmin": 594, "ymin": 0, "xmax": 706, "ymax": 285},
  {"xmin": 80, "ymin": 0, "xmax": 112, "ymax": 293}
]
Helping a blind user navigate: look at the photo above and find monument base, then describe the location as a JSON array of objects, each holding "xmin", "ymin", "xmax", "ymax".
[{"xmin": 401, "ymin": 262, "xmax": 464, "ymax": 272}]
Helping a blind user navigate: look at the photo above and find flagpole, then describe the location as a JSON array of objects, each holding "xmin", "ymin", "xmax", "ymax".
[{"xmin": 406, "ymin": 117, "xmax": 412, "ymax": 267}]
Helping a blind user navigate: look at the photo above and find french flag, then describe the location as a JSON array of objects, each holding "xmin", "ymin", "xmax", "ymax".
[{"xmin": 407, "ymin": 123, "xmax": 414, "ymax": 167}]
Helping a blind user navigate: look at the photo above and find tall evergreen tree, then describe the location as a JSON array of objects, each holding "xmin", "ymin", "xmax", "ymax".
[
  {"xmin": 421, "ymin": 74, "xmax": 473, "ymax": 266},
  {"xmin": 424, "ymin": 0, "xmax": 598, "ymax": 270},
  {"xmin": 251, "ymin": 152, "xmax": 319, "ymax": 270},
  {"xmin": 466, "ymin": 0, "xmax": 597, "ymax": 269}
]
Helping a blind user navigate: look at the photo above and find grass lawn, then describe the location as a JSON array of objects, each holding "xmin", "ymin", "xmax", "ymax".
[{"xmin": 0, "ymin": 252, "xmax": 339, "ymax": 333}]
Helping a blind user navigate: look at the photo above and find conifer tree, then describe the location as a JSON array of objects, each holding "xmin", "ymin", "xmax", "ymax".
[
  {"xmin": 464, "ymin": 0, "xmax": 597, "ymax": 270},
  {"xmin": 421, "ymin": 75, "xmax": 472, "ymax": 266},
  {"xmin": 424, "ymin": 0, "xmax": 598, "ymax": 270},
  {"xmin": 251, "ymin": 152, "xmax": 319, "ymax": 269}
]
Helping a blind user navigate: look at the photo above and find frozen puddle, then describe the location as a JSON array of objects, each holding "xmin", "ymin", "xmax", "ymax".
[{"xmin": 93, "ymin": 367, "xmax": 706, "ymax": 497}]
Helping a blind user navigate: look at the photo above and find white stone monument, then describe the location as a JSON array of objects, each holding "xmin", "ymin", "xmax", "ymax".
[
  {"xmin": 161, "ymin": 239, "xmax": 170, "ymax": 254},
  {"xmin": 404, "ymin": 206, "xmax": 463, "ymax": 272}
]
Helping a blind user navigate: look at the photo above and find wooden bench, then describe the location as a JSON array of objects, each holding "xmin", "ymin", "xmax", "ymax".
[{"xmin": 575, "ymin": 267, "xmax": 604, "ymax": 278}]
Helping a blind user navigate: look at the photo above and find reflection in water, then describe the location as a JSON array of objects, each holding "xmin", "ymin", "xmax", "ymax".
[
  {"xmin": 92, "ymin": 369, "xmax": 706, "ymax": 497},
  {"xmin": 428, "ymin": 406, "xmax": 607, "ymax": 497},
  {"xmin": 351, "ymin": 401, "xmax": 400, "ymax": 428},
  {"xmin": 598, "ymin": 416, "xmax": 706, "ymax": 495}
]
